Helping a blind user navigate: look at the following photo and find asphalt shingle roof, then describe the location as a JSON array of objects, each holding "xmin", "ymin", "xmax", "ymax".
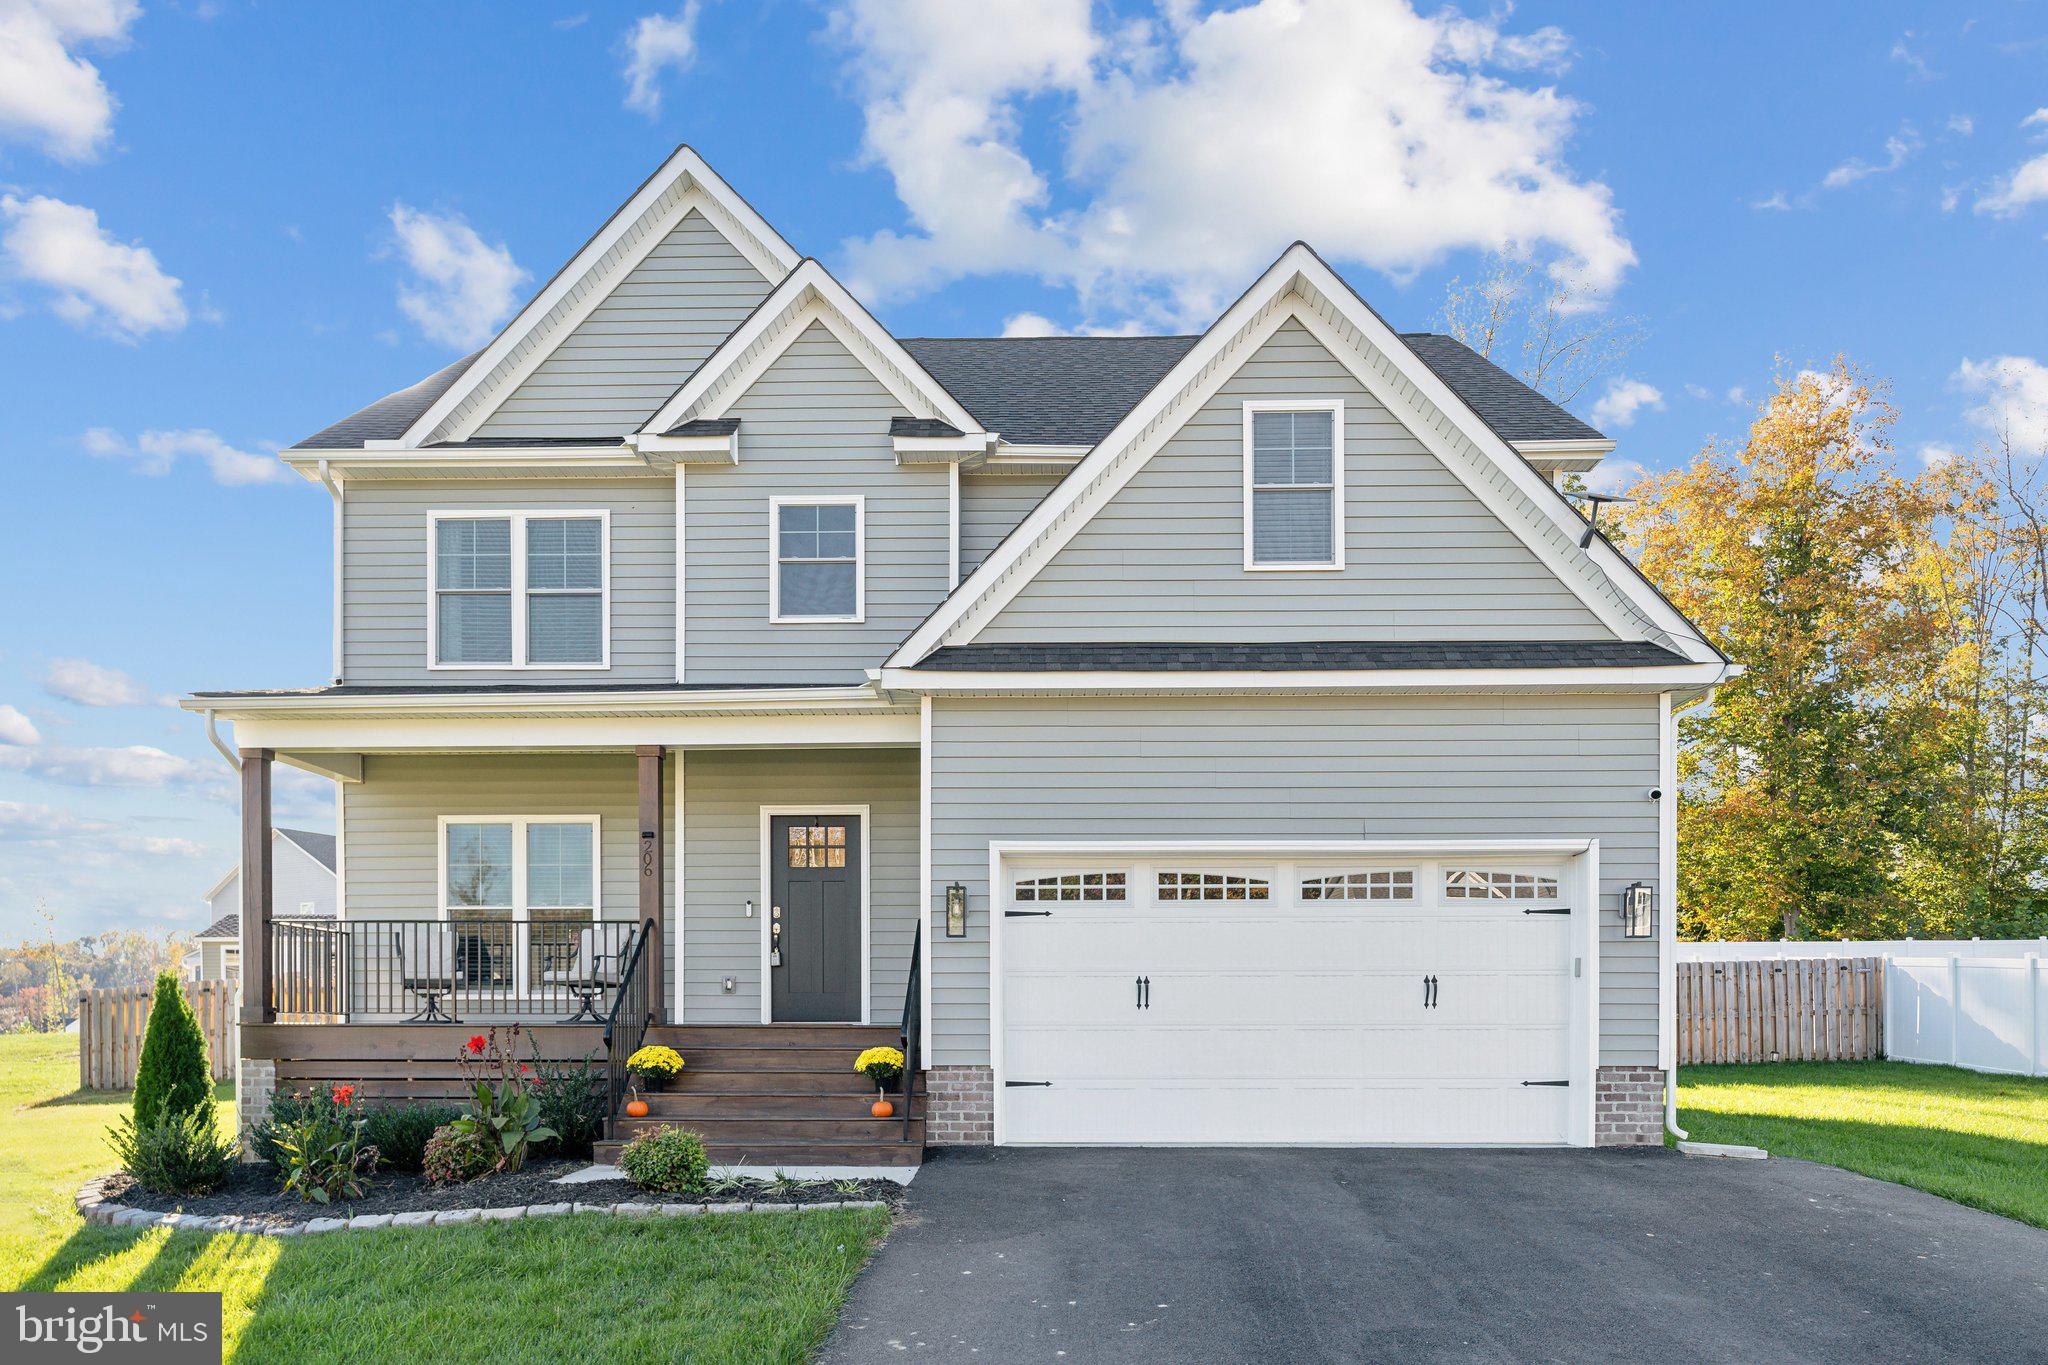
[
  {"xmin": 1397, "ymin": 334, "xmax": 1606, "ymax": 443},
  {"xmin": 915, "ymin": 640, "xmax": 1685, "ymax": 672}
]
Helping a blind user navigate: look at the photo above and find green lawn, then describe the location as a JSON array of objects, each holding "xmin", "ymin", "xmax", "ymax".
[
  {"xmin": 0, "ymin": 1033, "xmax": 888, "ymax": 1362},
  {"xmin": 1680, "ymin": 1060, "xmax": 2048, "ymax": 1230}
]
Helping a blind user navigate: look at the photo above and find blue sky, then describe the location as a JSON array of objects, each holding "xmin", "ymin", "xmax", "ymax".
[{"xmin": 3, "ymin": 0, "xmax": 2045, "ymax": 945}]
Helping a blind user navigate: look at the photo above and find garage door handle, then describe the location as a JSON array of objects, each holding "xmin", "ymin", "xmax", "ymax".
[
  {"xmin": 1422, "ymin": 974, "xmax": 1437, "ymax": 1008},
  {"xmin": 1135, "ymin": 976, "xmax": 1150, "ymax": 1009}
]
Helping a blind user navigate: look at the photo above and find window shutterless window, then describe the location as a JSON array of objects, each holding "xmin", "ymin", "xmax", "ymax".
[
  {"xmin": 1243, "ymin": 400, "xmax": 1343, "ymax": 570},
  {"xmin": 438, "ymin": 816, "xmax": 601, "ymax": 994},
  {"xmin": 429, "ymin": 512, "xmax": 609, "ymax": 667},
  {"xmin": 769, "ymin": 496, "xmax": 864, "ymax": 623}
]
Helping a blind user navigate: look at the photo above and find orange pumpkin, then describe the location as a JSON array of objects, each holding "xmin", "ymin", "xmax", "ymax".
[
  {"xmin": 625, "ymin": 1097, "xmax": 650, "ymax": 1118},
  {"xmin": 870, "ymin": 1098, "xmax": 895, "ymax": 1118}
]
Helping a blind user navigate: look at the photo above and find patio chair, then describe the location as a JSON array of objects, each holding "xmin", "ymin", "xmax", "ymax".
[
  {"xmin": 541, "ymin": 927, "xmax": 624, "ymax": 1023},
  {"xmin": 395, "ymin": 925, "xmax": 461, "ymax": 1022}
]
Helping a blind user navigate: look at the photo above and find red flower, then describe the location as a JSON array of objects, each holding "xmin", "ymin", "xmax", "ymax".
[
  {"xmin": 520, "ymin": 1064, "xmax": 532, "ymax": 1075},
  {"xmin": 330, "ymin": 1084, "xmax": 356, "ymax": 1108},
  {"xmin": 466, "ymin": 1035, "xmax": 487, "ymax": 1055}
]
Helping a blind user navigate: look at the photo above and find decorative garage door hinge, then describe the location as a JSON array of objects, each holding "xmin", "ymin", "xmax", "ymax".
[
  {"xmin": 1522, "ymin": 907, "xmax": 1572, "ymax": 915},
  {"xmin": 1004, "ymin": 1080, "xmax": 1053, "ymax": 1088},
  {"xmin": 1004, "ymin": 910, "xmax": 1053, "ymax": 918},
  {"xmin": 1520, "ymin": 1079, "xmax": 1570, "ymax": 1087}
]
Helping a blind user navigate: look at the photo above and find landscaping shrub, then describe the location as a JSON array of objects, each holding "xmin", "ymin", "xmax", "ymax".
[
  {"xmin": 422, "ymin": 1123, "xmax": 493, "ymax": 1186},
  {"xmin": 112, "ymin": 1106, "xmax": 237, "ymax": 1196},
  {"xmin": 618, "ymin": 1128, "xmax": 709, "ymax": 1196},
  {"xmin": 274, "ymin": 1085, "xmax": 378, "ymax": 1204},
  {"xmin": 526, "ymin": 1048, "xmax": 606, "ymax": 1161},
  {"xmin": 360, "ymin": 1102, "xmax": 461, "ymax": 1172},
  {"xmin": 132, "ymin": 972, "xmax": 211, "ymax": 1128}
]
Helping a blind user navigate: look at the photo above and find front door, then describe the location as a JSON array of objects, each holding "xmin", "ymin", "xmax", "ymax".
[{"xmin": 769, "ymin": 814, "xmax": 863, "ymax": 1022}]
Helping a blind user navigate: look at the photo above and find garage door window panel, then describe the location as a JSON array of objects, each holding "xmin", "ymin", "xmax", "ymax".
[
  {"xmin": 1014, "ymin": 871, "xmax": 1127, "ymax": 903},
  {"xmin": 1444, "ymin": 869, "xmax": 1560, "ymax": 901},
  {"xmin": 1156, "ymin": 870, "xmax": 1271, "ymax": 902},
  {"xmin": 1300, "ymin": 869, "xmax": 1415, "ymax": 902}
]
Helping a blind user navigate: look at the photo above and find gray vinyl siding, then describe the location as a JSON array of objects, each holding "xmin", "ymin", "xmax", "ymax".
[
  {"xmin": 959, "ymin": 472, "xmax": 1063, "ymax": 577},
  {"xmin": 339, "ymin": 752, "xmax": 678, "ymax": 1000},
  {"xmin": 680, "ymin": 748, "xmax": 919, "ymax": 1024},
  {"xmin": 682, "ymin": 321, "xmax": 951, "ymax": 684},
  {"xmin": 340, "ymin": 478, "xmax": 675, "ymax": 686},
  {"xmin": 206, "ymin": 838, "xmax": 336, "ymax": 934},
  {"xmin": 926, "ymin": 693, "xmax": 1660, "ymax": 1068},
  {"xmin": 474, "ymin": 211, "xmax": 772, "ymax": 439},
  {"xmin": 977, "ymin": 318, "xmax": 1611, "ymax": 642},
  {"xmin": 199, "ymin": 939, "xmax": 235, "ymax": 981}
]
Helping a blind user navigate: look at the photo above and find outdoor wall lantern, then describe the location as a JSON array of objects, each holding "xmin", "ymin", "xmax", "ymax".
[
  {"xmin": 945, "ymin": 882, "xmax": 969, "ymax": 938},
  {"xmin": 1619, "ymin": 882, "xmax": 1655, "ymax": 940}
]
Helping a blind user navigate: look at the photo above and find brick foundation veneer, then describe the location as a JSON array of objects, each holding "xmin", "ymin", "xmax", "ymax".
[
  {"xmin": 1595, "ymin": 1065, "xmax": 1665, "ymax": 1146},
  {"xmin": 237, "ymin": 1057, "xmax": 275, "ymax": 1160},
  {"xmin": 925, "ymin": 1065, "xmax": 994, "ymax": 1145}
]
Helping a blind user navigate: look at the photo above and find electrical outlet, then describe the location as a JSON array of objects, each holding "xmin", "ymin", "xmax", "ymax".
[{"xmin": 722, "ymin": 976, "xmax": 736, "ymax": 994}]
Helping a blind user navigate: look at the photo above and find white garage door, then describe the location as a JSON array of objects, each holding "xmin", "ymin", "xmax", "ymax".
[{"xmin": 997, "ymin": 852, "xmax": 1584, "ymax": 1146}]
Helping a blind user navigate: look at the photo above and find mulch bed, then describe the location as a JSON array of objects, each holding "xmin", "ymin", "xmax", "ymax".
[{"xmin": 106, "ymin": 1161, "xmax": 903, "ymax": 1229}]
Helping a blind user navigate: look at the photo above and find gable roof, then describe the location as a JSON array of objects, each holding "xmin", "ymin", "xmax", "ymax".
[
  {"xmin": 291, "ymin": 350, "xmax": 483, "ymax": 450},
  {"xmin": 1397, "ymin": 335, "xmax": 1606, "ymax": 444},
  {"xmin": 885, "ymin": 242, "xmax": 1722, "ymax": 671},
  {"xmin": 900, "ymin": 336, "xmax": 1199, "ymax": 446},
  {"xmin": 634, "ymin": 258, "xmax": 984, "ymax": 441}
]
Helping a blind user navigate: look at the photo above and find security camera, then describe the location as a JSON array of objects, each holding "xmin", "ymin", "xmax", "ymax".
[{"xmin": 1646, "ymin": 786, "xmax": 1664, "ymax": 801}]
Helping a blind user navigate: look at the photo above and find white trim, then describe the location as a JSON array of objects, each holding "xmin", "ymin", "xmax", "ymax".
[
  {"xmin": 334, "ymin": 779, "xmax": 347, "ymax": 920},
  {"xmin": 234, "ymin": 711, "xmax": 918, "ymax": 754},
  {"xmin": 636, "ymin": 263, "xmax": 983, "ymax": 439},
  {"xmin": 894, "ymin": 434, "xmax": 988, "ymax": 460},
  {"xmin": 947, "ymin": 464, "xmax": 961, "ymax": 586},
  {"xmin": 426, "ymin": 509, "xmax": 612, "ymax": 671},
  {"xmin": 672, "ymin": 749, "xmax": 685, "ymax": 1025},
  {"xmin": 674, "ymin": 466, "xmax": 687, "ymax": 682},
  {"xmin": 987, "ymin": 837, "xmax": 1599, "ymax": 1148},
  {"xmin": 436, "ymin": 813, "xmax": 604, "ymax": 998},
  {"xmin": 918, "ymin": 695, "xmax": 933, "ymax": 1069},
  {"xmin": 880, "ymin": 662, "xmax": 1732, "ymax": 695},
  {"xmin": 1512, "ymin": 438, "xmax": 1617, "ymax": 457},
  {"xmin": 885, "ymin": 244, "xmax": 1717, "ymax": 668},
  {"xmin": 757, "ymin": 805, "xmax": 872, "ymax": 1025},
  {"xmin": 1241, "ymin": 398, "xmax": 1345, "ymax": 572},
  {"xmin": 768, "ymin": 494, "xmax": 866, "ymax": 625},
  {"xmin": 1658, "ymin": 692, "xmax": 1677, "ymax": 1074},
  {"xmin": 399, "ymin": 148, "xmax": 799, "ymax": 447},
  {"xmin": 321, "ymin": 461, "xmax": 344, "ymax": 682},
  {"xmin": 185, "ymin": 683, "xmax": 895, "ymax": 718},
  {"xmin": 635, "ymin": 432, "xmax": 738, "ymax": 463}
]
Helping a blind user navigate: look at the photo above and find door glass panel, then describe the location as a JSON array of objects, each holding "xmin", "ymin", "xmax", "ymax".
[{"xmin": 788, "ymin": 823, "xmax": 848, "ymax": 868}]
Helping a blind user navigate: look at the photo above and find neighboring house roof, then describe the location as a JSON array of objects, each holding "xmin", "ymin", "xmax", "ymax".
[
  {"xmin": 290, "ymin": 329, "xmax": 1605, "ymax": 454},
  {"xmin": 200, "ymin": 826, "xmax": 338, "ymax": 908},
  {"xmin": 916, "ymin": 641, "xmax": 1688, "ymax": 672},
  {"xmin": 194, "ymin": 905, "xmax": 332, "ymax": 943}
]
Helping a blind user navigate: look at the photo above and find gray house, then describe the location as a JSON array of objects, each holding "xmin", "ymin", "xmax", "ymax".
[
  {"xmin": 193, "ymin": 827, "xmax": 336, "ymax": 984},
  {"xmin": 184, "ymin": 147, "xmax": 1731, "ymax": 1162}
]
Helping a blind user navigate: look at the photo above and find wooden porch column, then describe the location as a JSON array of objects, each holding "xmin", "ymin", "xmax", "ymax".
[
  {"xmin": 637, "ymin": 745, "xmax": 666, "ymax": 1022},
  {"xmin": 238, "ymin": 748, "xmax": 274, "ymax": 1026}
]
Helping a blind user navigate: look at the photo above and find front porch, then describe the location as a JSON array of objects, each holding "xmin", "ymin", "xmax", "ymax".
[{"xmin": 216, "ymin": 694, "xmax": 928, "ymax": 1166}]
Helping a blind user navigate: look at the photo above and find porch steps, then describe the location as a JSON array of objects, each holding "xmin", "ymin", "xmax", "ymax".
[{"xmin": 595, "ymin": 1023, "xmax": 923, "ymax": 1168}]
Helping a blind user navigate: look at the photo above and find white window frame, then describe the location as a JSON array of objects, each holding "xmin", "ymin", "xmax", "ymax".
[
  {"xmin": 435, "ymin": 814, "xmax": 604, "ymax": 996},
  {"xmin": 426, "ymin": 510, "xmax": 612, "ymax": 670},
  {"xmin": 768, "ymin": 494, "xmax": 866, "ymax": 624},
  {"xmin": 1242, "ymin": 399, "xmax": 1345, "ymax": 572}
]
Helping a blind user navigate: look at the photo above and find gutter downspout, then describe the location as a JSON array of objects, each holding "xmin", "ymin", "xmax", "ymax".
[
  {"xmin": 203, "ymin": 709, "xmax": 241, "ymax": 771},
  {"xmin": 319, "ymin": 459, "xmax": 343, "ymax": 685}
]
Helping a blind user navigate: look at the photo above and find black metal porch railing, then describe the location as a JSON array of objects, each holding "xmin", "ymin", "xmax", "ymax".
[
  {"xmin": 603, "ymin": 919, "xmax": 656, "ymax": 1128},
  {"xmin": 270, "ymin": 918, "xmax": 640, "ymax": 1023},
  {"xmin": 899, "ymin": 920, "xmax": 921, "ymax": 1141}
]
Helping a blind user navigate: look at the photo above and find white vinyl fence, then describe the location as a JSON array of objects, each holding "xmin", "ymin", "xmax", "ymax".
[
  {"xmin": 1679, "ymin": 938, "xmax": 2048, "ymax": 962},
  {"xmin": 1885, "ymin": 955, "xmax": 2048, "ymax": 1077}
]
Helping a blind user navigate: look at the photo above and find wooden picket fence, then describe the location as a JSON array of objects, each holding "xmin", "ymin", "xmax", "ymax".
[
  {"xmin": 77, "ymin": 981, "xmax": 236, "ymax": 1090},
  {"xmin": 1677, "ymin": 957, "xmax": 1883, "ymax": 1064}
]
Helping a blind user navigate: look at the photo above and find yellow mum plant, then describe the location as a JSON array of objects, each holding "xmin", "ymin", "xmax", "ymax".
[
  {"xmin": 626, "ymin": 1045, "xmax": 685, "ymax": 1080},
  {"xmin": 854, "ymin": 1045, "xmax": 905, "ymax": 1088}
]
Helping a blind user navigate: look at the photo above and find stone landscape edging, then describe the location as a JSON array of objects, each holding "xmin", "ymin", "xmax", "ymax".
[{"xmin": 76, "ymin": 1175, "xmax": 888, "ymax": 1237}]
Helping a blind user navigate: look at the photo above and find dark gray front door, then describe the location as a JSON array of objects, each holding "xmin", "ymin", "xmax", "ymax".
[{"xmin": 770, "ymin": 814, "xmax": 862, "ymax": 1022}]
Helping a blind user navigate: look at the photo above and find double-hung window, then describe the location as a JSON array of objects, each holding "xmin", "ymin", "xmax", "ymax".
[
  {"xmin": 770, "ymin": 496, "xmax": 864, "ymax": 623},
  {"xmin": 441, "ymin": 816, "xmax": 600, "ymax": 991},
  {"xmin": 431, "ymin": 511, "xmax": 608, "ymax": 667},
  {"xmin": 1244, "ymin": 400, "xmax": 1343, "ymax": 570}
]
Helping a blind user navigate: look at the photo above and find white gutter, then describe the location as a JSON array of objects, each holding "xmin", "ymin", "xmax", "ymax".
[
  {"xmin": 177, "ymin": 682, "xmax": 900, "ymax": 718},
  {"xmin": 1663, "ymin": 684, "xmax": 1723, "ymax": 1142}
]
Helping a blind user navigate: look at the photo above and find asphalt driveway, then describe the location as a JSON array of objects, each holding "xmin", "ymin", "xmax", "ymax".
[{"xmin": 821, "ymin": 1146, "xmax": 2048, "ymax": 1363}]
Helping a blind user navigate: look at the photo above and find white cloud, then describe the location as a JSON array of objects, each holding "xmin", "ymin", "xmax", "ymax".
[
  {"xmin": 1582, "ymin": 457, "xmax": 1646, "ymax": 495},
  {"xmin": 0, "ymin": 742, "xmax": 221, "ymax": 790},
  {"xmin": 622, "ymin": 4, "xmax": 700, "ymax": 116},
  {"xmin": 1589, "ymin": 377, "xmax": 1664, "ymax": 429},
  {"xmin": 1750, "ymin": 191, "xmax": 1794, "ymax": 212},
  {"xmin": 1683, "ymin": 382, "xmax": 1712, "ymax": 401},
  {"xmin": 1821, "ymin": 126, "xmax": 1920, "ymax": 190},
  {"xmin": 0, "ymin": 0, "xmax": 139, "ymax": 162},
  {"xmin": 1977, "ymin": 154, "xmax": 2048, "ymax": 217},
  {"xmin": 0, "ymin": 801, "xmax": 206, "ymax": 861},
  {"xmin": 1920, "ymin": 442, "xmax": 1961, "ymax": 467},
  {"xmin": 82, "ymin": 426, "xmax": 289, "ymax": 486},
  {"xmin": 386, "ymin": 203, "xmax": 528, "ymax": 349},
  {"xmin": 1947, "ymin": 114, "xmax": 1974, "ymax": 136},
  {"xmin": 1726, "ymin": 385, "xmax": 1747, "ymax": 406},
  {"xmin": 830, "ymin": 0, "xmax": 1635, "ymax": 328},
  {"xmin": 998, "ymin": 309, "xmax": 1149, "ymax": 337},
  {"xmin": 42, "ymin": 657, "xmax": 168, "ymax": 708},
  {"xmin": 0, "ymin": 705, "xmax": 40, "ymax": 746},
  {"xmin": 1954, "ymin": 354, "xmax": 2048, "ymax": 451},
  {"xmin": 0, "ymin": 193, "xmax": 187, "ymax": 339},
  {"xmin": 1888, "ymin": 35, "xmax": 1936, "ymax": 82}
]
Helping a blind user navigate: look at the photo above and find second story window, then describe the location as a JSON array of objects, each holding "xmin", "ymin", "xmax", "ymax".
[
  {"xmin": 432, "ymin": 512, "xmax": 608, "ymax": 668},
  {"xmin": 1244, "ymin": 401, "xmax": 1344, "ymax": 570},
  {"xmin": 770, "ymin": 496, "xmax": 864, "ymax": 623}
]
